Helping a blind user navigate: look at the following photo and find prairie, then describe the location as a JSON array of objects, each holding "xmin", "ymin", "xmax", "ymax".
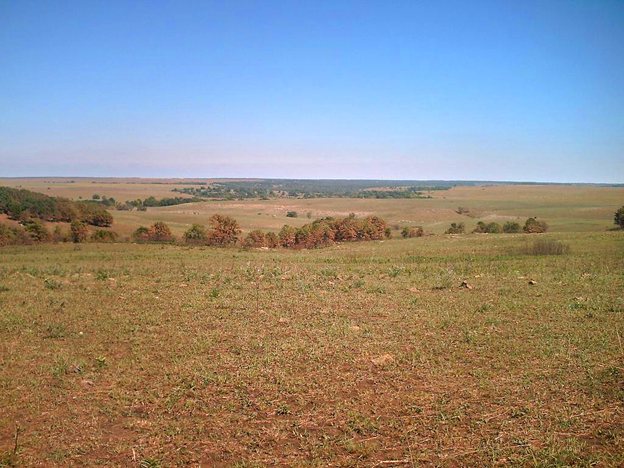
[
  {"xmin": 2, "ymin": 178, "xmax": 622, "ymax": 237},
  {"xmin": 1, "ymin": 232, "xmax": 623, "ymax": 466}
]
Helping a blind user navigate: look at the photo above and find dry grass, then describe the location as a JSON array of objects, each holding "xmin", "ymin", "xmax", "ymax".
[{"xmin": 0, "ymin": 232, "xmax": 623, "ymax": 466}]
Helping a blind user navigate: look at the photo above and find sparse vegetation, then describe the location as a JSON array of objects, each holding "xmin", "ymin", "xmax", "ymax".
[
  {"xmin": 0, "ymin": 232, "xmax": 621, "ymax": 466},
  {"xmin": 523, "ymin": 238, "xmax": 571, "ymax": 255},
  {"xmin": 445, "ymin": 222, "xmax": 466, "ymax": 234}
]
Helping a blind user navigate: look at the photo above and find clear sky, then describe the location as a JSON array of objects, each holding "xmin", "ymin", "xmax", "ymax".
[{"xmin": 1, "ymin": 0, "xmax": 623, "ymax": 183}]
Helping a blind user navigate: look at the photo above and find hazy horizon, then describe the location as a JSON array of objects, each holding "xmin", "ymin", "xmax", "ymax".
[{"xmin": 2, "ymin": 1, "xmax": 623, "ymax": 183}]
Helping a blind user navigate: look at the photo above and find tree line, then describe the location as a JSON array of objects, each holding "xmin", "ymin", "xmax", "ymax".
[{"xmin": 0, "ymin": 187, "xmax": 112, "ymax": 226}]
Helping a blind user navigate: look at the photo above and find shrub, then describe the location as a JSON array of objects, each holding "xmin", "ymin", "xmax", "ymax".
[
  {"xmin": 279, "ymin": 225, "xmax": 297, "ymax": 248},
  {"xmin": 184, "ymin": 224, "xmax": 208, "ymax": 244},
  {"xmin": 90, "ymin": 230, "xmax": 118, "ymax": 243},
  {"xmin": 244, "ymin": 230, "xmax": 267, "ymax": 248},
  {"xmin": 503, "ymin": 221, "xmax": 521, "ymax": 233},
  {"xmin": 148, "ymin": 222, "xmax": 174, "ymax": 242},
  {"xmin": 70, "ymin": 221, "xmax": 89, "ymax": 243},
  {"xmin": 265, "ymin": 232, "xmax": 279, "ymax": 248},
  {"xmin": 445, "ymin": 222, "xmax": 466, "ymax": 234},
  {"xmin": 24, "ymin": 221, "xmax": 51, "ymax": 242},
  {"xmin": 402, "ymin": 226, "xmax": 425, "ymax": 238},
  {"xmin": 207, "ymin": 214, "xmax": 240, "ymax": 246},
  {"xmin": 524, "ymin": 217, "xmax": 548, "ymax": 233},
  {"xmin": 52, "ymin": 225, "xmax": 67, "ymax": 242},
  {"xmin": 615, "ymin": 206, "xmax": 624, "ymax": 229},
  {"xmin": 286, "ymin": 211, "xmax": 298, "ymax": 218},
  {"xmin": 523, "ymin": 239, "xmax": 570, "ymax": 255},
  {"xmin": 132, "ymin": 226, "xmax": 150, "ymax": 242},
  {"xmin": 0, "ymin": 223, "xmax": 18, "ymax": 246},
  {"xmin": 472, "ymin": 221, "xmax": 502, "ymax": 234}
]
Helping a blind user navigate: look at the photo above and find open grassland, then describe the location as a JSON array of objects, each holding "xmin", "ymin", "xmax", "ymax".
[
  {"xmin": 1, "ymin": 232, "xmax": 623, "ymax": 467},
  {"xmin": 1, "ymin": 179, "xmax": 622, "ymax": 237}
]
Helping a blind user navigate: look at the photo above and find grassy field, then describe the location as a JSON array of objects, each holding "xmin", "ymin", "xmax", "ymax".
[
  {"xmin": 1, "ymin": 232, "xmax": 623, "ymax": 467},
  {"xmin": 1, "ymin": 178, "xmax": 623, "ymax": 237}
]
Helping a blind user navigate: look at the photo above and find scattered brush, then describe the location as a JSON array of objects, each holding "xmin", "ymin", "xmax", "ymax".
[{"xmin": 523, "ymin": 239, "xmax": 570, "ymax": 255}]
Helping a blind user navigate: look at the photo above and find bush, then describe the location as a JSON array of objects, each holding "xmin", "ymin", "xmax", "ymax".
[
  {"xmin": 244, "ymin": 230, "xmax": 267, "ymax": 248},
  {"xmin": 148, "ymin": 222, "xmax": 174, "ymax": 242},
  {"xmin": 503, "ymin": 221, "xmax": 521, "ymax": 233},
  {"xmin": 24, "ymin": 221, "xmax": 51, "ymax": 242},
  {"xmin": 279, "ymin": 225, "xmax": 297, "ymax": 247},
  {"xmin": 71, "ymin": 221, "xmax": 89, "ymax": 243},
  {"xmin": 132, "ymin": 226, "xmax": 150, "ymax": 242},
  {"xmin": 184, "ymin": 224, "xmax": 208, "ymax": 244},
  {"xmin": 90, "ymin": 230, "xmax": 118, "ymax": 243},
  {"xmin": 523, "ymin": 239, "xmax": 570, "ymax": 255},
  {"xmin": 473, "ymin": 221, "xmax": 502, "ymax": 234},
  {"xmin": 402, "ymin": 226, "xmax": 425, "ymax": 238},
  {"xmin": 524, "ymin": 217, "xmax": 548, "ymax": 233},
  {"xmin": 265, "ymin": 232, "xmax": 279, "ymax": 248},
  {"xmin": 207, "ymin": 214, "xmax": 241, "ymax": 246},
  {"xmin": 286, "ymin": 211, "xmax": 298, "ymax": 218},
  {"xmin": 445, "ymin": 222, "xmax": 466, "ymax": 234},
  {"xmin": 615, "ymin": 206, "xmax": 624, "ymax": 229}
]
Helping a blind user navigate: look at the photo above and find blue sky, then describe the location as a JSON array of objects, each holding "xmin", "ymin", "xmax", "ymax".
[{"xmin": 1, "ymin": 0, "xmax": 623, "ymax": 182}]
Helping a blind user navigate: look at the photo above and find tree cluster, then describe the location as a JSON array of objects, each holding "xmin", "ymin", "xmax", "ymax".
[{"xmin": 0, "ymin": 187, "xmax": 112, "ymax": 226}]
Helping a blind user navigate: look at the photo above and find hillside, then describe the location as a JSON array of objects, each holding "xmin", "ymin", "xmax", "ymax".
[{"xmin": 0, "ymin": 186, "xmax": 113, "ymax": 226}]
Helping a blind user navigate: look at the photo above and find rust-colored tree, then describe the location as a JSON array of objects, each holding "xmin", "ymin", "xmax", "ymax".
[
  {"xmin": 147, "ymin": 221, "xmax": 174, "ymax": 242},
  {"xmin": 207, "ymin": 214, "xmax": 241, "ymax": 246}
]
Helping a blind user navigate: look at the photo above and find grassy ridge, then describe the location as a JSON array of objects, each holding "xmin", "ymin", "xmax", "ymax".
[{"xmin": 1, "ymin": 232, "xmax": 622, "ymax": 466}]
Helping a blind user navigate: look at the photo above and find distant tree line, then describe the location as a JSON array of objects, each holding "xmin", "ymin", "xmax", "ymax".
[
  {"xmin": 444, "ymin": 218, "xmax": 547, "ymax": 235},
  {"xmin": 173, "ymin": 180, "xmax": 449, "ymax": 200},
  {"xmin": 0, "ymin": 187, "xmax": 112, "ymax": 226}
]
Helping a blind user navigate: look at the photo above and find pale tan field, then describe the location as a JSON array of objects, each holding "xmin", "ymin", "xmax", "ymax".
[{"xmin": 1, "ymin": 178, "xmax": 622, "ymax": 236}]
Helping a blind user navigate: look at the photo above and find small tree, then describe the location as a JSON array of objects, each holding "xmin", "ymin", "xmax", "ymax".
[
  {"xmin": 244, "ymin": 230, "xmax": 267, "ymax": 248},
  {"xmin": 70, "ymin": 221, "xmax": 89, "ymax": 243},
  {"xmin": 503, "ymin": 221, "xmax": 521, "ymax": 233},
  {"xmin": 279, "ymin": 225, "xmax": 297, "ymax": 248},
  {"xmin": 445, "ymin": 222, "xmax": 466, "ymax": 234},
  {"xmin": 208, "ymin": 214, "xmax": 241, "ymax": 246},
  {"xmin": 90, "ymin": 230, "xmax": 118, "ymax": 242},
  {"xmin": 615, "ymin": 206, "xmax": 624, "ymax": 229},
  {"xmin": 52, "ymin": 225, "xmax": 67, "ymax": 242},
  {"xmin": 132, "ymin": 226, "xmax": 150, "ymax": 242},
  {"xmin": 184, "ymin": 224, "xmax": 208, "ymax": 244},
  {"xmin": 265, "ymin": 232, "xmax": 279, "ymax": 248},
  {"xmin": 524, "ymin": 217, "xmax": 548, "ymax": 234},
  {"xmin": 148, "ymin": 222, "xmax": 174, "ymax": 242},
  {"xmin": 24, "ymin": 221, "xmax": 51, "ymax": 243},
  {"xmin": 402, "ymin": 226, "xmax": 425, "ymax": 238}
]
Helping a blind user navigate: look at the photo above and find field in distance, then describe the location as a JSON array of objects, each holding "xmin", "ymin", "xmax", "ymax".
[{"xmin": 1, "ymin": 178, "xmax": 622, "ymax": 237}]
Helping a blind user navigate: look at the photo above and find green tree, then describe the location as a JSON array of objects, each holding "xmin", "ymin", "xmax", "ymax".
[
  {"xmin": 184, "ymin": 224, "xmax": 208, "ymax": 243},
  {"xmin": 445, "ymin": 222, "xmax": 466, "ymax": 234},
  {"xmin": 615, "ymin": 206, "xmax": 624, "ymax": 229},
  {"xmin": 503, "ymin": 221, "xmax": 521, "ymax": 233},
  {"xmin": 524, "ymin": 217, "xmax": 548, "ymax": 234}
]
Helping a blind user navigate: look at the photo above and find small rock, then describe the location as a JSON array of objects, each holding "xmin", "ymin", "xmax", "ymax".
[
  {"xmin": 460, "ymin": 281, "xmax": 473, "ymax": 290},
  {"xmin": 529, "ymin": 280, "xmax": 537, "ymax": 285},
  {"xmin": 409, "ymin": 287, "xmax": 420, "ymax": 294},
  {"xmin": 371, "ymin": 354, "xmax": 395, "ymax": 366},
  {"xmin": 351, "ymin": 325, "xmax": 361, "ymax": 331},
  {"xmin": 278, "ymin": 317, "xmax": 289, "ymax": 324},
  {"xmin": 80, "ymin": 379, "xmax": 94, "ymax": 387}
]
